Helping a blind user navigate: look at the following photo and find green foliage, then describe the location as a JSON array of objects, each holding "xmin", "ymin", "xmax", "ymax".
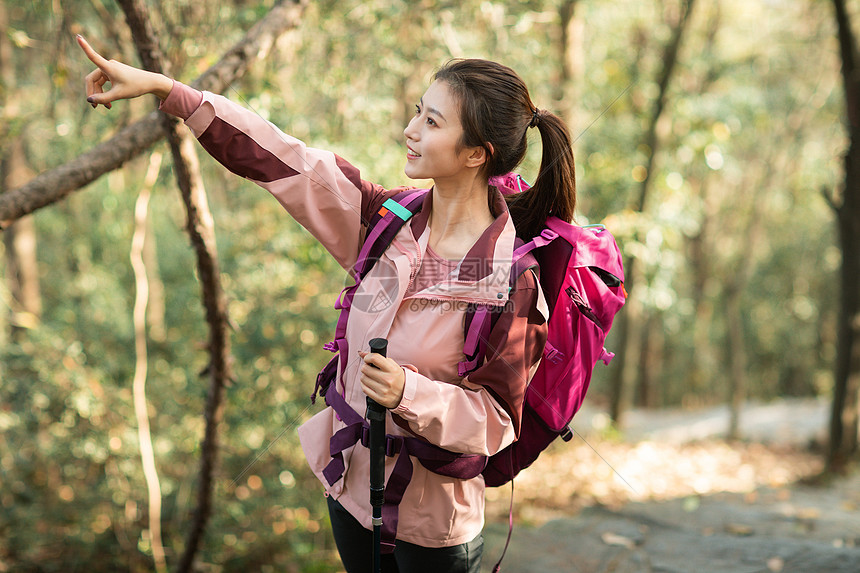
[
  {"xmin": 0, "ymin": 0, "xmax": 846, "ymax": 570},
  {"xmin": 1, "ymin": 153, "xmax": 342, "ymax": 570}
]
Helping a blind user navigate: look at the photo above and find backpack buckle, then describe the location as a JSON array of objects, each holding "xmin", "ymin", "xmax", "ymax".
[
  {"xmin": 543, "ymin": 342, "xmax": 565, "ymax": 364},
  {"xmin": 560, "ymin": 426, "xmax": 574, "ymax": 442},
  {"xmin": 540, "ymin": 228, "xmax": 559, "ymax": 242},
  {"xmin": 385, "ymin": 435, "xmax": 403, "ymax": 457}
]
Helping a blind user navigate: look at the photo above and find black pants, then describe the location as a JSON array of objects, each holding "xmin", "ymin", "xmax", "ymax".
[{"xmin": 326, "ymin": 496, "xmax": 483, "ymax": 573}]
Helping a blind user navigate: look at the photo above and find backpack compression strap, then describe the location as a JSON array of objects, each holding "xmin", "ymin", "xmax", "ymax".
[{"xmin": 456, "ymin": 230, "xmax": 550, "ymax": 377}]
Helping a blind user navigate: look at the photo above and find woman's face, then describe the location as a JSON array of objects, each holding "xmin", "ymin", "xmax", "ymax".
[{"xmin": 403, "ymin": 80, "xmax": 480, "ymax": 182}]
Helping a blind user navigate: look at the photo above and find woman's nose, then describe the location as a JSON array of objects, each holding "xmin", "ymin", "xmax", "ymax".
[{"xmin": 403, "ymin": 115, "xmax": 418, "ymax": 140}]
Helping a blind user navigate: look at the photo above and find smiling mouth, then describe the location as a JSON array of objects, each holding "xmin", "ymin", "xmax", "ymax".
[{"xmin": 407, "ymin": 146, "xmax": 421, "ymax": 158}]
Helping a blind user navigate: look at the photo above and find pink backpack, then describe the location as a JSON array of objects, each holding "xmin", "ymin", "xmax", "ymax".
[{"xmin": 477, "ymin": 173, "xmax": 627, "ymax": 485}]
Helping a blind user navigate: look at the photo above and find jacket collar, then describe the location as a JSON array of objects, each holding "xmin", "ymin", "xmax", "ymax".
[{"xmin": 407, "ymin": 185, "xmax": 517, "ymax": 305}]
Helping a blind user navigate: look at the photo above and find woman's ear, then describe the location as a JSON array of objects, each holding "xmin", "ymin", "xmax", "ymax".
[{"xmin": 465, "ymin": 142, "xmax": 494, "ymax": 169}]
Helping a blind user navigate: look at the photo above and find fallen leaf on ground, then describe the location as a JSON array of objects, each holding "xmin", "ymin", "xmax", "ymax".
[
  {"xmin": 725, "ymin": 523, "xmax": 754, "ymax": 536},
  {"xmin": 767, "ymin": 556, "xmax": 784, "ymax": 571},
  {"xmin": 601, "ymin": 531, "xmax": 637, "ymax": 549}
]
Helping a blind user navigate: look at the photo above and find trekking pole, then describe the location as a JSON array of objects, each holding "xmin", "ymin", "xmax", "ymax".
[{"xmin": 367, "ymin": 337, "xmax": 388, "ymax": 573}]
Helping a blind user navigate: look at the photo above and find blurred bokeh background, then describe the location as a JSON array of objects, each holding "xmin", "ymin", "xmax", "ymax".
[{"xmin": 0, "ymin": 0, "xmax": 855, "ymax": 571}]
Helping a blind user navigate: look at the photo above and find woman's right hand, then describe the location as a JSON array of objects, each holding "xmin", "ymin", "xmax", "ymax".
[{"xmin": 77, "ymin": 35, "xmax": 174, "ymax": 109}]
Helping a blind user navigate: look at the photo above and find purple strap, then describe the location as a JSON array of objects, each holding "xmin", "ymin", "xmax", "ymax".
[
  {"xmin": 353, "ymin": 214, "xmax": 393, "ymax": 276},
  {"xmin": 321, "ymin": 370, "xmax": 366, "ymax": 484},
  {"xmin": 463, "ymin": 306, "xmax": 489, "ymax": 356},
  {"xmin": 543, "ymin": 341, "xmax": 565, "ymax": 365},
  {"xmin": 355, "ymin": 189, "xmax": 427, "ymax": 276},
  {"xmin": 311, "ymin": 354, "xmax": 338, "ymax": 404},
  {"xmin": 380, "ymin": 438, "xmax": 412, "ymax": 552},
  {"xmin": 458, "ymin": 306, "xmax": 493, "ymax": 377},
  {"xmin": 321, "ymin": 382, "xmax": 408, "ymax": 553}
]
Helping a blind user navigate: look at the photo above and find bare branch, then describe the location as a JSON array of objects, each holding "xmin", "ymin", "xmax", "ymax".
[
  {"xmin": 0, "ymin": 0, "xmax": 308, "ymax": 227},
  {"xmin": 117, "ymin": 0, "xmax": 244, "ymax": 569},
  {"xmin": 130, "ymin": 151, "xmax": 167, "ymax": 573}
]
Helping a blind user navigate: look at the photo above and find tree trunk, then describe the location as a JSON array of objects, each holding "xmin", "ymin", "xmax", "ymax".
[
  {"xmin": 168, "ymin": 128, "xmax": 232, "ymax": 573},
  {"xmin": 557, "ymin": 0, "xmax": 584, "ymax": 131},
  {"xmin": 688, "ymin": 177, "xmax": 717, "ymax": 396},
  {"xmin": 829, "ymin": 0, "xmax": 860, "ymax": 470},
  {"xmin": 637, "ymin": 311, "xmax": 663, "ymax": 408},
  {"xmin": 685, "ymin": 5, "xmax": 722, "ymax": 399},
  {"xmin": 609, "ymin": 269, "xmax": 642, "ymax": 423},
  {"xmin": 0, "ymin": 1, "xmax": 41, "ymax": 338},
  {"xmin": 725, "ymin": 280, "xmax": 746, "ymax": 440},
  {"xmin": 608, "ymin": 0, "xmax": 697, "ymax": 425},
  {"xmin": 0, "ymin": 0, "xmax": 309, "ymax": 228},
  {"xmin": 2, "ymin": 140, "xmax": 41, "ymax": 336},
  {"xmin": 117, "ymin": 0, "xmax": 236, "ymax": 569},
  {"xmin": 719, "ymin": 147, "xmax": 772, "ymax": 436}
]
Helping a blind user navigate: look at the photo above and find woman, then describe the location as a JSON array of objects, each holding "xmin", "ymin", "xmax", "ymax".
[{"xmin": 79, "ymin": 34, "xmax": 576, "ymax": 573}]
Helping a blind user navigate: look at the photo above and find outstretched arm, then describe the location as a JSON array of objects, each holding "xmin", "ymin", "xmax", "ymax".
[
  {"xmin": 81, "ymin": 37, "xmax": 384, "ymax": 271},
  {"xmin": 77, "ymin": 35, "xmax": 173, "ymax": 109}
]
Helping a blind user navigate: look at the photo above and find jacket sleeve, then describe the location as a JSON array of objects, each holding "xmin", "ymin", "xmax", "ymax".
[
  {"xmin": 391, "ymin": 271, "xmax": 547, "ymax": 456},
  {"xmin": 159, "ymin": 81, "xmax": 384, "ymax": 271}
]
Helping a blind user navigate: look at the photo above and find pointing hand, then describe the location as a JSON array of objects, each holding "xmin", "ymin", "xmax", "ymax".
[{"xmin": 77, "ymin": 35, "xmax": 173, "ymax": 109}]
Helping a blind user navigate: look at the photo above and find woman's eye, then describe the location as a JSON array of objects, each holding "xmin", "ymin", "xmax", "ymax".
[{"xmin": 414, "ymin": 104, "xmax": 436, "ymax": 126}]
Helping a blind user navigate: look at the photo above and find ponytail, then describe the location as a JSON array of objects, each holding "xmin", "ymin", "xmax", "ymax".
[
  {"xmin": 505, "ymin": 109, "xmax": 576, "ymax": 239},
  {"xmin": 433, "ymin": 59, "xmax": 577, "ymax": 240}
]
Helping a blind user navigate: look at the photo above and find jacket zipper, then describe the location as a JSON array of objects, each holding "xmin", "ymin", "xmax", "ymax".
[{"xmin": 403, "ymin": 233, "xmax": 422, "ymax": 294}]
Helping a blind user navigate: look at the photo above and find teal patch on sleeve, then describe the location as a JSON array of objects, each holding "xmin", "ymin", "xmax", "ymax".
[{"xmin": 382, "ymin": 198, "xmax": 413, "ymax": 221}]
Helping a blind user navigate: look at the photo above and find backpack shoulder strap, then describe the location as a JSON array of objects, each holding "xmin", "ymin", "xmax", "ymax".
[
  {"xmin": 312, "ymin": 188, "xmax": 427, "ymax": 404},
  {"xmin": 355, "ymin": 189, "xmax": 428, "ymax": 278}
]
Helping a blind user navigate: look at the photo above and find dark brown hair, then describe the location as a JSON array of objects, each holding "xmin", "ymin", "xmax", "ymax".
[{"xmin": 433, "ymin": 59, "xmax": 576, "ymax": 239}]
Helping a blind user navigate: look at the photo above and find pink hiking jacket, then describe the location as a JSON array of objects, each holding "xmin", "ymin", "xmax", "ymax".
[{"xmin": 160, "ymin": 82, "xmax": 547, "ymax": 548}]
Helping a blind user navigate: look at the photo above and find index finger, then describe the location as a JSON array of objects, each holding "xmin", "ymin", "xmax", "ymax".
[
  {"xmin": 362, "ymin": 352, "xmax": 395, "ymax": 372},
  {"xmin": 76, "ymin": 35, "xmax": 109, "ymax": 68}
]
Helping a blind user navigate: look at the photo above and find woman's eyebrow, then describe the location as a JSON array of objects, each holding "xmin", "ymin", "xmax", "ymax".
[{"xmin": 419, "ymin": 97, "xmax": 447, "ymax": 123}]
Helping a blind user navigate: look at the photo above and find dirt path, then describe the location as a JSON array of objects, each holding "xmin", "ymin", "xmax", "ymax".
[
  {"xmin": 483, "ymin": 474, "xmax": 860, "ymax": 572},
  {"xmin": 480, "ymin": 400, "xmax": 860, "ymax": 573}
]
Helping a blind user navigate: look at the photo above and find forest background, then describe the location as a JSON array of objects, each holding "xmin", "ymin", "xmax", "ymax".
[{"xmin": 1, "ymin": 0, "xmax": 858, "ymax": 571}]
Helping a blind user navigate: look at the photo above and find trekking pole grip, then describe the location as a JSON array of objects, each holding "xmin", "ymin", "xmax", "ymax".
[{"xmin": 367, "ymin": 338, "xmax": 387, "ymax": 511}]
